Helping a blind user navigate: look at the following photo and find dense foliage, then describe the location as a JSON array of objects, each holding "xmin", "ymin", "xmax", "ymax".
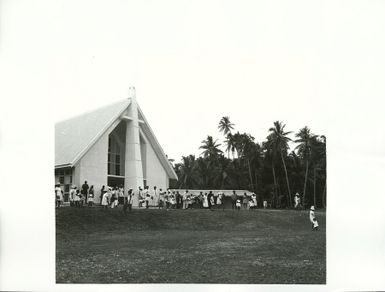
[{"xmin": 170, "ymin": 118, "xmax": 326, "ymax": 209}]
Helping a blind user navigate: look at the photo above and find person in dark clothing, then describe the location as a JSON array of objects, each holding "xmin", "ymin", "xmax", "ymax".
[
  {"xmin": 199, "ymin": 192, "xmax": 204, "ymax": 208},
  {"xmin": 123, "ymin": 189, "xmax": 133, "ymax": 213},
  {"xmin": 208, "ymin": 191, "xmax": 214, "ymax": 210},
  {"xmin": 81, "ymin": 181, "xmax": 89, "ymax": 203},
  {"xmin": 100, "ymin": 185, "xmax": 106, "ymax": 205},
  {"xmin": 175, "ymin": 191, "xmax": 181, "ymax": 209},
  {"xmin": 231, "ymin": 190, "xmax": 237, "ymax": 210}
]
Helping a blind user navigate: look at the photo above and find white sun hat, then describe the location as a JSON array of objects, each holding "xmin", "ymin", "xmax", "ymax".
[{"xmin": 310, "ymin": 206, "xmax": 315, "ymax": 211}]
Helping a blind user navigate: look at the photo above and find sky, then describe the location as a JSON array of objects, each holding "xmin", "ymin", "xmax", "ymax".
[{"xmin": 0, "ymin": 0, "xmax": 385, "ymax": 291}]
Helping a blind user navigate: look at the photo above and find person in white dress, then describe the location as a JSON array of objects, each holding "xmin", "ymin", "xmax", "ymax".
[
  {"xmin": 251, "ymin": 193, "xmax": 257, "ymax": 209},
  {"xmin": 309, "ymin": 206, "xmax": 316, "ymax": 229},
  {"xmin": 101, "ymin": 188, "xmax": 110, "ymax": 209},
  {"xmin": 55, "ymin": 184, "xmax": 63, "ymax": 208},
  {"xmin": 216, "ymin": 192, "xmax": 224, "ymax": 210},
  {"xmin": 236, "ymin": 199, "xmax": 241, "ymax": 211},
  {"xmin": 152, "ymin": 186, "xmax": 159, "ymax": 207},
  {"xmin": 203, "ymin": 193, "xmax": 209, "ymax": 208},
  {"xmin": 69, "ymin": 185, "xmax": 76, "ymax": 207},
  {"xmin": 294, "ymin": 193, "xmax": 301, "ymax": 209},
  {"xmin": 182, "ymin": 190, "xmax": 189, "ymax": 209},
  {"xmin": 87, "ymin": 185, "xmax": 95, "ymax": 207},
  {"xmin": 248, "ymin": 199, "xmax": 254, "ymax": 210},
  {"xmin": 263, "ymin": 200, "xmax": 268, "ymax": 209}
]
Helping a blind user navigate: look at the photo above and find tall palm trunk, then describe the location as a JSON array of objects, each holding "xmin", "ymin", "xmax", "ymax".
[
  {"xmin": 303, "ymin": 159, "xmax": 309, "ymax": 207},
  {"xmin": 280, "ymin": 152, "xmax": 292, "ymax": 207},
  {"xmin": 313, "ymin": 167, "xmax": 317, "ymax": 208},
  {"xmin": 272, "ymin": 164, "xmax": 278, "ymax": 207},
  {"xmin": 322, "ymin": 181, "xmax": 326, "ymax": 208},
  {"xmin": 247, "ymin": 159, "xmax": 254, "ymax": 192}
]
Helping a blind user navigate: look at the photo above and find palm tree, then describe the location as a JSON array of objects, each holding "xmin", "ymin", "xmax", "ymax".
[
  {"xmin": 267, "ymin": 121, "xmax": 293, "ymax": 207},
  {"xmin": 218, "ymin": 116, "xmax": 235, "ymax": 136},
  {"xmin": 178, "ymin": 155, "xmax": 199, "ymax": 188},
  {"xmin": 199, "ymin": 136, "xmax": 223, "ymax": 158},
  {"xmin": 224, "ymin": 133, "xmax": 236, "ymax": 159},
  {"xmin": 218, "ymin": 117, "xmax": 235, "ymax": 158},
  {"xmin": 263, "ymin": 136, "xmax": 278, "ymax": 206},
  {"xmin": 295, "ymin": 126, "xmax": 317, "ymax": 207}
]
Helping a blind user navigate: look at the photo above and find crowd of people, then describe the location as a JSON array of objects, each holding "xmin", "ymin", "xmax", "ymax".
[
  {"xmin": 55, "ymin": 182, "xmax": 265, "ymax": 211},
  {"xmin": 55, "ymin": 181, "xmax": 320, "ymax": 230}
]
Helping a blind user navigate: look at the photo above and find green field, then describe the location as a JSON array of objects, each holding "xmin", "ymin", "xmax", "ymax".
[{"xmin": 56, "ymin": 207, "xmax": 326, "ymax": 284}]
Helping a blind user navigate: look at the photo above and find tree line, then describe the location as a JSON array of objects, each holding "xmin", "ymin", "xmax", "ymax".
[{"xmin": 170, "ymin": 117, "xmax": 326, "ymax": 209}]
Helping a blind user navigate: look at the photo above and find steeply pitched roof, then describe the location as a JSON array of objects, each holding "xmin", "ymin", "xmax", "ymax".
[
  {"xmin": 55, "ymin": 99, "xmax": 130, "ymax": 167},
  {"xmin": 55, "ymin": 99, "xmax": 178, "ymax": 180}
]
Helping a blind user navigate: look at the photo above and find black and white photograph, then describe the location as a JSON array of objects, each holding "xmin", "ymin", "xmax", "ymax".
[
  {"xmin": 1, "ymin": 0, "xmax": 385, "ymax": 291},
  {"xmin": 54, "ymin": 88, "xmax": 326, "ymax": 284}
]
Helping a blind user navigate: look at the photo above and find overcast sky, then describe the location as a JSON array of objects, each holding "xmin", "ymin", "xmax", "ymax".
[
  {"xmin": 1, "ymin": 1, "xmax": 385, "ymax": 290},
  {"xmin": 2, "ymin": 1, "xmax": 384, "ymax": 163}
]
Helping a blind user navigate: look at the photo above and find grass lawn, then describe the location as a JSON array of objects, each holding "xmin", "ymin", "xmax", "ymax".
[{"xmin": 56, "ymin": 207, "xmax": 326, "ymax": 284}]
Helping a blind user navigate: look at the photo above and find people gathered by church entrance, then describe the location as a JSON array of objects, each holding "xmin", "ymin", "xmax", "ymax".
[{"xmin": 56, "ymin": 182, "xmax": 311, "ymax": 213}]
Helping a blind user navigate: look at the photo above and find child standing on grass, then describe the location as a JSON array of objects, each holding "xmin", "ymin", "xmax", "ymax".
[
  {"xmin": 74, "ymin": 189, "xmax": 81, "ymax": 207},
  {"xmin": 248, "ymin": 198, "xmax": 254, "ymax": 210},
  {"xmin": 309, "ymin": 206, "xmax": 317, "ymax": 230},
  {"xmin": 236, "ymin": 199, "xmax": 241, "ymax": 211},
  {"xmin": 87, "ymin": 185, "xmax": 94, "ymax": 207}
]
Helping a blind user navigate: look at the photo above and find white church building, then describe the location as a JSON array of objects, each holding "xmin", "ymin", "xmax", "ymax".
[{"xmin": 55, "ymin": 87, "xmax": 178, "ymax": 205}]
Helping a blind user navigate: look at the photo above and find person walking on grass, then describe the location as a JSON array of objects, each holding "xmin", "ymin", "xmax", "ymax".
[
  {"xmin": 87, "ymin": 185, "xmax": 94, "ymax": 207},
  {"xmin": 309, "ymin": 206, "xmax": 318, "ymax": 230},
  {"xmin": 55, "ymin": 183, "xmax": 63, "ymax": 208}
]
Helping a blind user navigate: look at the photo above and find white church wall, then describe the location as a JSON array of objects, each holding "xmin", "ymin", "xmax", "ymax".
[
  {"xmin": 144, "ymin": 135, "xmax": 169, "ymax": 192},
  {"xmin": 78, "ymin": 131, "xmax": 109, "ymax": 204}
]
